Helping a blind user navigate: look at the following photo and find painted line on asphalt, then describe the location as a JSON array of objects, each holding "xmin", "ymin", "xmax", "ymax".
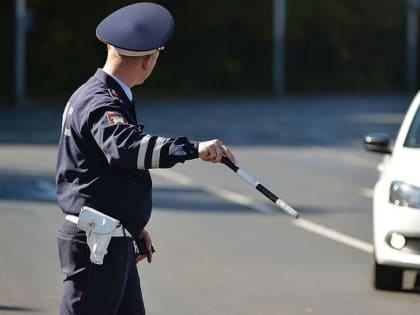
[
  {"xmin": 336, "ymin": 152, "xmax": 378, "ymax": 170},
  {"xmin": 154, "ymin": 169, "xmax": 374, "ymax": 253},
  {"xmin": 360, "ymin": 187, "xmax": 374, "ymax": 198},
  {"xmin": 155, "ymin": 170, "xmax": 195, "ymax": 186},
  {"xmin": 294, "ymin": 218, "xmax": 373, "ymax": 253},
  {"xmin": 154, "ymin": 169, "xmax": 275, "ymax": 213}
]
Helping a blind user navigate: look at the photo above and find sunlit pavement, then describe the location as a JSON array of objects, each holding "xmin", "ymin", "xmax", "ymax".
[{"xmin": 0, "ymin": 95, "xmax": 419, "ymax": 314}]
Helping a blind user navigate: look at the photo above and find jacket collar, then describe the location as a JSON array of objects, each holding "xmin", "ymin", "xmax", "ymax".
[{"xmin": 94, "ymin": 69, "xmax": 133, "ymax": 105}]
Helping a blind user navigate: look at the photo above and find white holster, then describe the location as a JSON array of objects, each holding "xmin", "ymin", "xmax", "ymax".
[{"xmin": 65, "ymin": 206, "xmax": 131, "ymax": 265}]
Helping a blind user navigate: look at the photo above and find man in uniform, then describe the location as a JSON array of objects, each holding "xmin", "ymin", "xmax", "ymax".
[{"xmin": 56, "ymin": 3, "xmax": 236, "ymax": 315}]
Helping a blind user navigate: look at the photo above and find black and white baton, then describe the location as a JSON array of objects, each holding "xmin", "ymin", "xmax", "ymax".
[{"xmin": 221, "ymin": 156, "xmax": 300, "ymax": 219}]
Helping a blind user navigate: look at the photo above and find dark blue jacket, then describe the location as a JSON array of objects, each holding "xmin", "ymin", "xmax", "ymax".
[{"xmin": 56, "ymin": 69, "xmax": 198, "ymax": 236}]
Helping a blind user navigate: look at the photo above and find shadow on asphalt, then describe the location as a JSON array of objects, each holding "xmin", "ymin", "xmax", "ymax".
[
  {"xmin": 0, "ymin": 305, "xmax": 40, "ymax": 312},
  {"xmin": 0, "ymin": 96, "xmax": 411, "ymax": 147},
  {"xmin": 0, "ymin": 172, "xmax": 340, "ymax": 216},
  {"xmin": 0, "ymin": 173, "xmax": 56, "ymax": 203},
  {"xmin": 0, "ymin": 96, "xmax": 412, "ymax": 216},
  {"xmin": 0, "ymin": 172, "xmax": 256, "ymax": 213},
  {"xmin": 153, "ymin": 186, "xmax": 254, "ymax": 213}
]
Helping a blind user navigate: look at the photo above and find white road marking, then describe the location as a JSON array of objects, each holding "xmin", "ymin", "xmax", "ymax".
[
  {"xmin": 155, "ymin": 170, "xmax": 195, "ymax": 186},
  {"xmin": 154, "ymin": 169, "xmax": 275, "ymax": 213},
  {"xmin": 294, "ymin": 218, "xmax": 373, "ymax": 253},
  {"xmin": 336, "ymin": 152, "xmax": 378, "ymax": 169},
  {"xmin": 154, "ymin": 169, "xmax": 374, "ymax": 253},
  {"xmin": 203, "ymin": 186, "xmax": 275, "ymax": 214},
  {"xmin": 349, "ymin": 113, "xmax": 404, "ymax": 125},
  {"xmin": 360, "ymin": 187, "xmax": 374, "ymax": 198}
]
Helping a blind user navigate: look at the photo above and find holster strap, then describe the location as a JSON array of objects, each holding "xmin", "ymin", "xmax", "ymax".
[{"xmin": 65, "ymin": 215, "xmax": 132, "ymax": 237}]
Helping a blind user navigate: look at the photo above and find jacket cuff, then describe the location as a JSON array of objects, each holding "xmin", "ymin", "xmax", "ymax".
[{"xmin": 188, "ymin": 141, "xmax": 199, "ymax": 159}]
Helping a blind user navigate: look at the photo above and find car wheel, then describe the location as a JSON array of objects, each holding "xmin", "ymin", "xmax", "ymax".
[{"xmin": 374, "ymin": 260, "xmax": 403, "ymax": 291}]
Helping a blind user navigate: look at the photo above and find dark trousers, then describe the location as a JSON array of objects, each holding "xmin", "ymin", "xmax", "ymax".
[{"xmin": 57, "ymin": 220, "xmax": 145, "ymax": 315}]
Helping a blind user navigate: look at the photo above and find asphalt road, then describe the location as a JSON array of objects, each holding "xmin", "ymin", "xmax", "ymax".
[{"xmin": 0, "ymin": 95, "xmax": 419, "ymax": 314}]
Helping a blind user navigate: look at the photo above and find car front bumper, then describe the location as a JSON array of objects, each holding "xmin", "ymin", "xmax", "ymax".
[{"xmin": 374, "ymin": 199, "xmax": 420, "ymax": 269}]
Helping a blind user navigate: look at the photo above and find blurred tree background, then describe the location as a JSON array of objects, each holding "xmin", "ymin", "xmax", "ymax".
[{"xmin": 0, "ymin": 0, "xmax": 412, "ymax": 104}]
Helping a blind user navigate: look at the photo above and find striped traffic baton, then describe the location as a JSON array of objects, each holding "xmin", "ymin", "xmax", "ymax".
[{"xmin": 221, "ymin": 156, "xmax": 300, "ymax": 219}]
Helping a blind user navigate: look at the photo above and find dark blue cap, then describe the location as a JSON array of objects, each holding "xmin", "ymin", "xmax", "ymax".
[{"xmin": 96, "ymin": 2, "xmax": 174, "ymax": 56}]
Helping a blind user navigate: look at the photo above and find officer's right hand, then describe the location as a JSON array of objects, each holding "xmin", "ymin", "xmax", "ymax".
[{"xmin": 198, "ymin": 140, "xmax": 236, "ymax": 164}]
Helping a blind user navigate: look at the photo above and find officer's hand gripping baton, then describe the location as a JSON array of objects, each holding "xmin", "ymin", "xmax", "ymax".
[{"xmin": 221, "ymin": 156, "xmax": 300, "ymax": 219}]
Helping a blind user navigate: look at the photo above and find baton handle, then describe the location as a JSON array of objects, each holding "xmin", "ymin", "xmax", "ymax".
[{"xmin": 221, "ymin": 156, "xmax": 239, "ymax": 171}]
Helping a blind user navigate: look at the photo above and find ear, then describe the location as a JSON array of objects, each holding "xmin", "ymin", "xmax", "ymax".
[
  {"xmin": 142, "ymin": 53, "xmax": 158, "ymax": 70},
  {"xmin": 142, "ymin": 52, "xmax": 159, "ymax": 70},
  {"xmin": 142, "ymin": 55, "xmax": 151, "ymax": 70}
]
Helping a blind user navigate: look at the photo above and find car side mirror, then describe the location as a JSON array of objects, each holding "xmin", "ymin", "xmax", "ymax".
[{"xmin": 363, "ymin": 133, "xmax": 392, "ymax": 154}]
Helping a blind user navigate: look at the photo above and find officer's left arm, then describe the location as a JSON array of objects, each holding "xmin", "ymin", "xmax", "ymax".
[{"xmin": 89, "ymin": 106, "xmax": 199, "ymax": 170}]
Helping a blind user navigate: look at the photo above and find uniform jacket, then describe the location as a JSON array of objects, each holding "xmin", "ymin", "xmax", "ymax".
[{"xmin": 56, "ymin": 69, "xmax": 198, "ymax": 236}]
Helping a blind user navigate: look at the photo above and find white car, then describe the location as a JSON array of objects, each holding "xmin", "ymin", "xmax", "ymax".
[{"xmin": 364, "ymin": 91, "xmax": 420, "ymax": 291}]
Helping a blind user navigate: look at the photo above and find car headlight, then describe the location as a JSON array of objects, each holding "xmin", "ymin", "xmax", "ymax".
[{"xmin": 389, "ymin": 181, "xmax": 420, "ymax": 209}]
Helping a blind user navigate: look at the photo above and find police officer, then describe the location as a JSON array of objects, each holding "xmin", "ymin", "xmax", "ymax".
[{"xmin": 56, "ymin": 3, "xmax": 236, "ymax": 315}]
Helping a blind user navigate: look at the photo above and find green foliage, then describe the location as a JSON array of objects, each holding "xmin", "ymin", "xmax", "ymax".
[
  {"xmin": 0, "ymin": 1, "xmax": 14, "ymax": 102},
  {"xmin": 287, "ymin": 0, "xmax": 406, "ymax": 92},
  {"xmin": 0, "ymin": 0, "xmax": 411, "ymax": 101}
]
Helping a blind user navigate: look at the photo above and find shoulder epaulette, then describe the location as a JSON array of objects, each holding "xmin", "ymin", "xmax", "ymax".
[{"xmin": 107, "ymin": 88, "xmax": 124, "ymax": 103}]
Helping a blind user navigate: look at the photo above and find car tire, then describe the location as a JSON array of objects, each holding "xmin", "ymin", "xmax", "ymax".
[{"xmin": 374, "ymin": 260, "xmax": 403, "ymax": 291}]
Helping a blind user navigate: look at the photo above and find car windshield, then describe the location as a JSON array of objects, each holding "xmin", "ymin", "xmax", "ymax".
[{"xmin": 404, "ymin": 106, "xmax": 420, "ymax": 148}]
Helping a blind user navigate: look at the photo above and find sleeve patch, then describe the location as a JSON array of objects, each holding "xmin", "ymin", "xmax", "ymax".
[{"xmin": 106, "ymin": 111, "xmax": 128, "ymax": 125}]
